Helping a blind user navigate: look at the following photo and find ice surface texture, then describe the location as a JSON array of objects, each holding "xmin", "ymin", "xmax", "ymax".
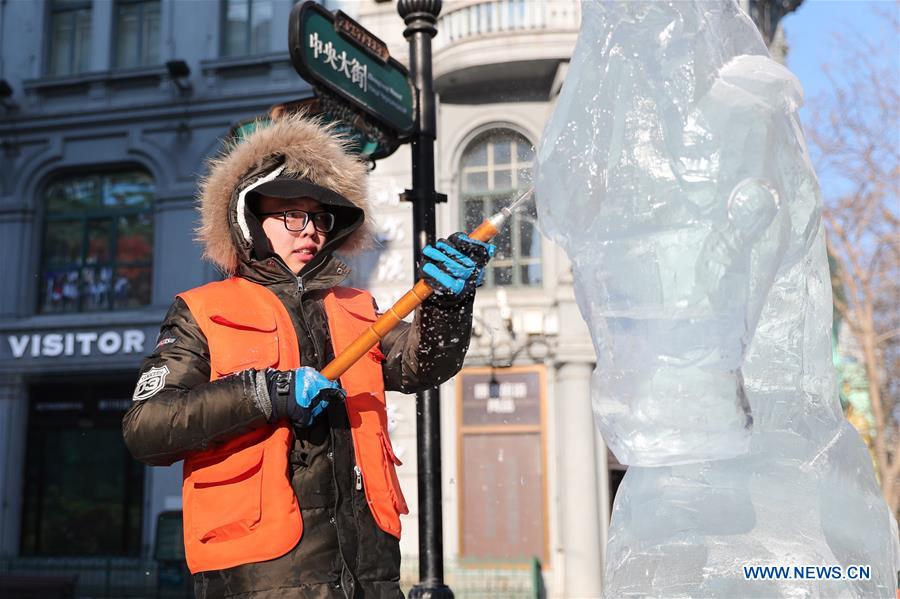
[{"xmin": 535, "ymin": 0, "xmax": 900, "ymax": 596}]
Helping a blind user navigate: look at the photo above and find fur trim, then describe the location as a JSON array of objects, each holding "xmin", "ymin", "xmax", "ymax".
[{"xmin": 197, "ymin": 112, "xmax": 373, "ymax": 275}]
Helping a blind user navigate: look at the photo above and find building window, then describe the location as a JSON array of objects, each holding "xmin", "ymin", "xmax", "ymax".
[
  {"xmin": 20, "ymin": 381, "xmax": 144, "ymax": 557},
  {"xmin": 114, "ymin": 0, "xmax": 161, "ymax": 69},
  {"xmin": 461, "ymin": 130, "xmax": 541, "ymax": 287},
  {"xmin": 47, "ymin": 0, "xmax": 92, "ymax": 76},
  {"xmin": 39, "ymin": 170, "xmax": 154, "ymax": 313},
  {"xmin": 222, "ymin": 0, "xmax": 272, "ymax": 57}
]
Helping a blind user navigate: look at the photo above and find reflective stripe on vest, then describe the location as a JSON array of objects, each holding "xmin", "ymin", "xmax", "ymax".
[{"xmin": 177, "ymin": 277, "xmax": 407, "ymax": 574}]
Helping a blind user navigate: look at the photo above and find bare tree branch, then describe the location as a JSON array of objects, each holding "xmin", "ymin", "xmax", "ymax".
[{"xmin": 805, "ymin": 4, "xmax": 900, "ymax": 515}]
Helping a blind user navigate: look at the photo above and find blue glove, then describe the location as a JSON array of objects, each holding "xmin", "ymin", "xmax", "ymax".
[
  {"xmin": 419, "ymin": 233, "xmax": 496, "ymax": 301},
  {"xmin": 266, "ymin": 367, "xmax": 345, "ymax": 427}
]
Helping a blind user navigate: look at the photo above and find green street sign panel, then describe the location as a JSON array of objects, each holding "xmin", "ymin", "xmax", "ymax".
[{"xmin": 289, "ymin": 1, "xmax": 417, "ymax": 138}]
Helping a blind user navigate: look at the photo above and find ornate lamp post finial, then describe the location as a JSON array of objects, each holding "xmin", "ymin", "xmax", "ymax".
[{"xmin": 397, "ymin": 0, "xmax": 442, "ymax": 37}]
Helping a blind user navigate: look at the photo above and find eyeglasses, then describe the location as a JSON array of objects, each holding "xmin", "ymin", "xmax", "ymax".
[{"xmin": 257, "ymin": 209, "xmax": 335, "ymax": 233}]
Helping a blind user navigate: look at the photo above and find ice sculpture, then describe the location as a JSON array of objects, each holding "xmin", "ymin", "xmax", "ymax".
[{"xmin": 535, "ymin": 1, "xmax": 900, "ymax": 596}]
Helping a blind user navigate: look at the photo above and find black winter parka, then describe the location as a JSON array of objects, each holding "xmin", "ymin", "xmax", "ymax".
[{"xmin": 124, "ymin": 253, "xmax": 473, "ymax": 599}]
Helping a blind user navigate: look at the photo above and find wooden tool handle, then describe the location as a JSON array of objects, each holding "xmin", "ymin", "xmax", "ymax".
[{"xmin": 320, "ymin": 218, "xmax": 500, "ymax": 381}]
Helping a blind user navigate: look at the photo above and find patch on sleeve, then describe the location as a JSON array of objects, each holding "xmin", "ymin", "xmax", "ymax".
[
  {"xmin": 133, "ymin": 365, "xmax": 170, "ymax": 401},
  {"xmin": 155, "ymin": 336, "xmax": 177, "ymax": 349}
]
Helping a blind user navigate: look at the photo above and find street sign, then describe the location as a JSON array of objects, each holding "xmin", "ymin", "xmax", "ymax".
[
  {"xmin": 229, "ymin": 95, "xmax": 402, "ymax": 162},
  {"xmin": 289, "ymin": 1, "xmax": 417, "ymax": 139},
  {"xmin": 311, "ymin": 92, "xmax": 401, "ymax": 160}
]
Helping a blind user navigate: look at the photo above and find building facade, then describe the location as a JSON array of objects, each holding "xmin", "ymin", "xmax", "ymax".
[
  {"xmin": 0, "ymin": 0, "xmax": 796, "ymax": 596},
  {"xmin": 0, "ymin": 0, "xmax": 318, "ymax": 579}
]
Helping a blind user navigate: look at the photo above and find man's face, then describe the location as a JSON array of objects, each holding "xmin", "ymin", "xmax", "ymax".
[{"xmin": 256, "ymin": 196, "xmax": 329, "ymax": 274}]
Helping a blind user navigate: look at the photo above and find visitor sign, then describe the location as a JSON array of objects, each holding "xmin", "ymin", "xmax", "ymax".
[{"xmin": 4, "ymin": 328, "xmax": 147, "ymax": 359}]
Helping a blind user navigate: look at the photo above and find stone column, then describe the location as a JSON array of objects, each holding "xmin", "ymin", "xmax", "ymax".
[
  {"xmin": 0, "ymin": 375, "xmax": 27, "ymax": 555},
  {"xmin": 596, "ymin": 427, "xmax": 611, "ymax": 565},
  {"xmin": 555, "ymin": 361, "xmax": 603, "ymax": 597}
]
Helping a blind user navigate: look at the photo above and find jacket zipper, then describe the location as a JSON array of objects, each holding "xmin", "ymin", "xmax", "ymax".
[
  {"xmin": 295, "ymin": 252, "xmax": 329, "ymax": 294},
  {"xmin": 297, "ymin": 297, "xmax": 325, "ymax": 369},
  {"xmin": 281, "ymin": 257, "xmax": 330, "ymax": 367},
  {"xmin": 328, "ymin": 430, "xmax": 353, "ymax": 599},
  {"xmin": 354, "ymin": 465, "xmax": 362, "ymax": 491}
]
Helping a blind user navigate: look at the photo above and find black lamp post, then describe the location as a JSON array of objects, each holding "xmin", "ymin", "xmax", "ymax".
[{"xmin": 396, "ymin": 1, "xmax": 453, "ymax": 598}]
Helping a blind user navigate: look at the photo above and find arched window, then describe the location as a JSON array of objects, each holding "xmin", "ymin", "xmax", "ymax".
[
  {"xmin": 460, "ymin": 129, "xmax": 541, "ymax": 287},
  {"xmin": 39, "ymin": 170, "xmax": 154, "ymax": 313}
]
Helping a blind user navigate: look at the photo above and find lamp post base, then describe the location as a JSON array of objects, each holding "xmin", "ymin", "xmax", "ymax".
[{"xmin": 408, "ymin": 581, "xmax": 454, "ymax": 599}]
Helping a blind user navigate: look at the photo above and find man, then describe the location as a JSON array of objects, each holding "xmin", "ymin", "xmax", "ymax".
[{"xmin": 123, "ymin": 113, "xmax": 494, "ymax": 598}]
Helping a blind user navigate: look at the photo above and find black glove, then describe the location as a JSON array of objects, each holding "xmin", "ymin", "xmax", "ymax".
[
  {"xmin": 418, "ymin": 232, "xmax": 496, "ymax": 303},
  {"xmin": 265, "ymin": 367, "xmax": 346, "ymax": 427}
]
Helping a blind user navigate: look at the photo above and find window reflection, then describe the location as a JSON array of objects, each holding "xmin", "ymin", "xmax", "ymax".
[
  {"xmin": 460, "ymin": 130, "xmax": 541, "ymax": 287},
  {"xmin": 114, "ymin": 0, "xmax": 161, "ymax": 69},
  {"xmin": 223, "ymin": 0, "xmax": 272, "ymax": 57},
  {"xmin": 48, "ymin": 0, "xmax": 92, "ymax": 76},
  {"xmin": 21, "ymin": 383, "xmax": 144, "ymax": 557},
  {"xmin": 40, "ymin": 171, "xmax": 154, "ymax": 313}
]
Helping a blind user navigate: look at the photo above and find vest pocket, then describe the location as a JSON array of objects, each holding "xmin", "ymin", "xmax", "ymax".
[
  {"xmin": 378, "ymin": 432, "xmax": 409, "ymax": 515},
  {"xmin": 189, "ymin": 447, "xmax": 265, "ymax": 544},
  {"xmin": 207, "ymin": 312, "xmax": 280, "ymax": 376}
]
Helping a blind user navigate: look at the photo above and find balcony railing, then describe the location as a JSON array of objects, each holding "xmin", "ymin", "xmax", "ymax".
[{"xmin": 435, "ymin": 0, "xmax": 581, "ymax": 52}]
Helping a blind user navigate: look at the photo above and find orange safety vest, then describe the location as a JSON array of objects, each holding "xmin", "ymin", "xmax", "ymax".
[{"xmin": 177, "ymin": 277, "xmax": 408, "ymax": 574}]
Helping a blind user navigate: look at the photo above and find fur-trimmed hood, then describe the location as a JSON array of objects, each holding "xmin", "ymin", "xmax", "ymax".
[{"xmin": 197, "ymin": 113, "xmax": 372, "ymax": 275}]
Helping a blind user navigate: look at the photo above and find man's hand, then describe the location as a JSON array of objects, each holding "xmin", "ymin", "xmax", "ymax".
[
  {"xmin": 418, "ymin": 233, "xmax": 496, "ymax": 302},
  {"xmin": 265, "ymin": 367, "xmax": 345, "ymax": 427}
]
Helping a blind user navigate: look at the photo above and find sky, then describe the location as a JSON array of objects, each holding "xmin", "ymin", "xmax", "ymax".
[
  {"xmin": 334, "ymin": 0, "xmax": 898, "ymax": 188},
  {"xmin": 780, "ymin": 0, "xmax": 898, "ymax": 198},
  {"xmin": 780, "ymin": 0, "xmax": 898, "ymax": 116},
  {"xmin": 335, "ymin": 0, "xmax": 898, "ymax": 115}
]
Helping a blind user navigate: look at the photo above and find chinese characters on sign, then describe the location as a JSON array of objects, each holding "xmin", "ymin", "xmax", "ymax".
[
  {"xmin": 290, "ymin": 2, "xmax": 415, "ymax": 137},
  {"xmin": 309, "ymin": 32, "xmax": 368, "ymax": 92},
  {"xmin": 461, "ymin": 369, "xmax": 542, "ymax": 426},
  {"xmin": 473, "ymin": 380, "xmax": 529, "ymax": 415}
]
